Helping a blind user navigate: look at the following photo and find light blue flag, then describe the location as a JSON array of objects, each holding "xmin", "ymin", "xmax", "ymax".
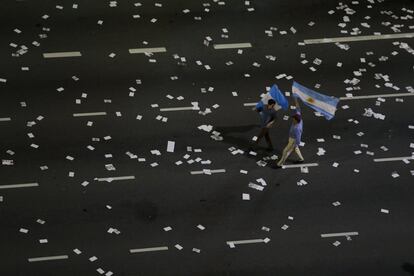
[
  {"xmin": 256, "ymin": 84, "xmax": 288, "ymax": 111},
  {"xmin": 269, "ymin": 84, "xmax": 288, "ymax": 110},
  {"xmin": 292, "ymin": 81, "xmax": 339, "ymax": 120}
]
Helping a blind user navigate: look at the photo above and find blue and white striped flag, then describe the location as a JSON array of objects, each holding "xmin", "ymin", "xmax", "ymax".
[
  {"xmin": 256, "ymin": 84, "xmax": 288, "ymax": 111},
  {"xmin": 292, "ymin": 81, "xmax": 339, "ymax": 120}
]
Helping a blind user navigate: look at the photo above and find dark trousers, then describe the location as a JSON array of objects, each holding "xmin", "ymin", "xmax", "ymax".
[{"xmin": 255, "ymin": 127, "xmax": 273, "ymax": 148}]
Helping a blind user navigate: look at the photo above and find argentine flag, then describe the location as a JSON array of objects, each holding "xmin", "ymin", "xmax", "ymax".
[
  {"xmin": 292, "ymin": 81, "xmax": 339, "ymax": 120},
  {"xmin": 256, "ymin": 84, "xmax": 289, "ymax": 111}
]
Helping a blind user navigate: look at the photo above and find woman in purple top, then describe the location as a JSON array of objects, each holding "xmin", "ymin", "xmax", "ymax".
[{"xmin": 277, "ymin": 97, "xmax": 304, "ymax": 167}]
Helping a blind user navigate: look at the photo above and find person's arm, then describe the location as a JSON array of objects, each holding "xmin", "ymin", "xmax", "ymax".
[
  {"xmin": 265, "ymin": 110, "xmax": 277, "ymax": 128},
  {"xmin": 255, "ymin": 105, "xmax": 264, "ymax": 112},
  {"xmin": 294, "ymin": 97, "xmax": 301, "ymax": 114}
]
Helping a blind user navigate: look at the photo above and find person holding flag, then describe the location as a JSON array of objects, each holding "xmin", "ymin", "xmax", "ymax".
[
  {"xmin": 276, "ymin": 97, "xmax": 305, "ymax": 167},
  {"xmin": 252, "ymin": 84, "xmax": 288, "ymax": 151},
  {"xmin": 253, "ymin": 98, "xmax": 277, "ymax": 151},
  {"xmin": 275, "ymin": 81, "xmax": 340, "ymax": 167}
]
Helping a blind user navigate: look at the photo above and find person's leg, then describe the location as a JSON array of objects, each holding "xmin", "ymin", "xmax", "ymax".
[
  {"xmin": 294, "ymin": 146, "xmax": 304, "ymax": 161},
  {"xmin": 264, "ymin": 129, "xmax": 273, "ymax": 149},
  {"xmin": 277, "ymin": 138, "xmax": 295, "ymax": 166},
  {"xmin": 255, "ymin": 128, "xmax": 267, "ymax": 145}
]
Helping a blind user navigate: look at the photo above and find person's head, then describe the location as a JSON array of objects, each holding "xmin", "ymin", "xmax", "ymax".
[
  {"xmin": 292, "ymin": 113, "xmax": 301, "ymax": 124},
  {"xmin": 267, "ymin": 99, "xmax": 276, "ymax": 109}
]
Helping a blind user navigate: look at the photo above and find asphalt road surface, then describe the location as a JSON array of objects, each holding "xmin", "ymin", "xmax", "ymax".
[{"xmin": 1, "ymin": 0, "xmax": 414, "ymax": 275}]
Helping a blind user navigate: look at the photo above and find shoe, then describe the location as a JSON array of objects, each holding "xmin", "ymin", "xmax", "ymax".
[
  {"xmin": 293, "ymin": 159, "xmax": 305, "ymax": 164},
  {"xmin": 272, "ymin": 163, "xmax": 282, "ymax": 169}
]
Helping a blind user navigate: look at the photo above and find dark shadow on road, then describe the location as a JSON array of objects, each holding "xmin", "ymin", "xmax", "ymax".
[
  {"xmin": 215, "ymin": 124, "xmax": 282, "ymax": 167},
  {"xmin": 402, "ymin": 263, "xmax": 414, "ymax": 275},
  {"xmin": 215, "ymin": 124, "xmax": 257, "ymax": 149}
]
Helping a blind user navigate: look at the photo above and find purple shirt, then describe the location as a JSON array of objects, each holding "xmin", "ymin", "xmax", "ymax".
[{"xmin": 289, "ymin": 107, "xmax": 303, "ymax": 146}]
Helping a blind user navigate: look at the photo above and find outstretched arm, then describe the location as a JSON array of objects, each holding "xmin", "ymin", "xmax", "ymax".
[{"xmin": 294, "ymin": 97, "xmax": 301, "ymax": 113}]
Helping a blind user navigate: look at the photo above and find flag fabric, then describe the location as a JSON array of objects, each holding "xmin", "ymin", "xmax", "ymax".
[
  {"xmin": 256, "ymin": 84, "xmax": 288, "ymax": 111},
  {"xmin": 292, "ymin": 81, "xmax": 339, "ymax": 120}
]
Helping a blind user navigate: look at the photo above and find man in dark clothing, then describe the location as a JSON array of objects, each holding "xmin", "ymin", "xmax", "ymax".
[{"xmin": 253, "ymin": 99, "xmax": 277, "ymax": 151}]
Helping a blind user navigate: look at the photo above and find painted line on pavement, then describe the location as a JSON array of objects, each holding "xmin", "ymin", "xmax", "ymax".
[
  {"xmin": 0, "ymin": 117, "xmax": 11, "ymax": 121},
  {"xmin": 190, "ymin": 169, "xmax": 226, "ymax": 175},
  {"xmin": 243, "ymin": 103, "xmax": 256, "ymax": 107},
  {"xmin": 304, "ymin": 32, "xmax": 414, "ymax": 44},
  {"xmin": 282, "ymin": 163, "xmax": 319, "ymax": 169},
  {"xmin": 213, "ymin": 43, "xmax": 252, "ymax": 49},
  {"xmin": 129, "ymin": 246, "xmax": 169, "ymax": 253},
  {"xmin": 0, "ymin": 183, "xmax": 39, "ymax": 189},
  {"xmin": 321, "ymin": 232, "xmax": 359, "ymax": 238},
  {"xmin": 43, "ymin": 52, "xmax": 82, "ymax": 58},
  {"xmin": 340, "ymin": 92, "xmax": 414, "ymax": 100},
  {"xmin": 28, "ymin": 255, "xmax": 69, "ymax": 262},
  {"xmin": 129, "ymin": 47, "xmax": 167, "ymax": 54},
  {"xmin": 73, "ymin": 112, "xmax": 107, "ymax": 117},
  {"xmin": 226, "ymin": 238, "xmax": 269, "ymax": 248},
  {"xmin": 95, "ymin": 176, "xmax": 135, "ymax": 182},
  {"xmin": 160, "ymin": 106, "xmax": 200, "ymax": 112},
  {"xmin": 374, "ymin": 156, "xmax": 414, "ymax": 162}
]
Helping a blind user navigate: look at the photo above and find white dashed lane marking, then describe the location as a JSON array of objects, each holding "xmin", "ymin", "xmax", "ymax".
[
  {"xmin": 321, "ymin": 232, "xmax": 359, "ymax": 238},
  {"xmin": 159, "ymin": 106, "xmax": 200, "ymax": 112},
  {"xmin": 0, "ymin": 183, "xmax": 39, "ymax": 189},
  {"xmin": 190, "ymin": 169, "xmax": 226, "ymax": 175},
  {"xmin": 95, "ymin": 176, "xmax": 135, "ymax": 182},
  {"xmin": 73, "ymin": 112, "xmax": 107, "ymax": 117},
  {"xmin": 374, "ymin": 156, "xmax": 414, "ymax": 162},
  {"xmin": 43, "ymin": 52, "xmax": 82, "ymax": 58},
  {"xmin": 213, "ymin": 43, "xmax": 252, "ymax": 49},
  {"xmin": 282, "ymin": 163, "xmax": 319, "ymax": 169},
  {"xmin": 28, "ymin": 255, "xmax": 68, "ymax": 262},
  {"xmin": 128, "ymin": 47, "xmax": 167, "ymax": 54},
  {"xmin": 129, "ymin": 246, "xmax": 169, "ymax": 253},
  {"xmin": 304, "ymin": 32, "xmax": 414, "ymax": 44},
  {"xmin": 226, "ymin": 238, "xmax": 269, "ymax": 248}
]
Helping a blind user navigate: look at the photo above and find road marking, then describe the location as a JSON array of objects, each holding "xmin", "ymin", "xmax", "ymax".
[
  {"xmin": 213, "ymin": 43, "xmax": 252, "ymax": 49},
  {"xmin": 243, "ymin": 103, "xmax": 256, "ymax": 107},
  {"xmin": 0, "ymin": 117, "xmax": 11, "ymax": 121},
  {"xmin": 190, "ymin": 169, "xmax": 226, "ymax": 175},
  {"xmin": 160, "ymin": 106, "xmax": 200, "ymax": 112},
  {"xmin": 304, "ymin": 32, "xmax": 414, "ymax": 44},
  {"xmin": 28, "ymin": 255, "xmax": 69, "ymax": 262},
  {"xmin": 321, "ymin": 232, "xmax": 359, "ymax": 238},
  {"xmin": 129, "ymin": 47, "xmax": 167, "ymax": 54},
  {"xmin": 43, "ymin": 52, "xmax": 82, "ymax": 58},
  {"xmin": 282, "ymin": 163, "xmax": 319, "ymax": 169},
  {"xmin": 0, "ymin": 183, "xmax": 39, "ymax": 189},
  {"xmin": 73, "ymin": 112, "xmax": 107, "ymax": 117},
  {"xmin": 129, "ymin": 246, "xmax": 169, "ymax": 253},
  {"xmin": 374, "ymin": 156, "xmax": 414, "ymax": 162},
  {"xmin": 340, "ymin": 92, "xmax": 414, "ymax": 100},
  {"xmin": 226, "ymin": 238, "xmax": 268, "ymax": 248},
  {"xmin": 95, "ymin": 176, "xmax": 135, "ymax": 182}
]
